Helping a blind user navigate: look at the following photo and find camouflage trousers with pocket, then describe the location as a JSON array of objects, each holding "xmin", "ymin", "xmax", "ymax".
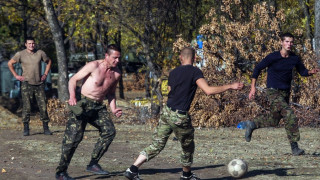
[
  {"xmin": 140, "ymin": 105, "xmax": 195, "ymax": 167},
  {"xmin": 253, "ymin": 88, "xmax": 300, "ymax": 142},
  {"xmin": 56, "ymin": 96, "xmax": 116, "ymax": 173},
  {"xmin": 21, "ymin": 81, "xmax": 49, "ymax": 123}
]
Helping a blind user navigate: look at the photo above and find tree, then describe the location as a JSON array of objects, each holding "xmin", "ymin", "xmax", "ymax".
[
  {"xmin": 315, "ymin": 0, "xmax": 320, "ymax": 64},
  {"xmin": 299, "ymin": 0, "xmax": 313, "ymax": 46},
  {"xmin": 99, "ymin": 0, "xmax": 216, "ymax": 115},
  {"xmin": 174, "ymin": 1, "xmax": 320, "ymax": 127},
  {"xmin": 42, "ymin": 0, "xmax": 69, "ymax": 101}
]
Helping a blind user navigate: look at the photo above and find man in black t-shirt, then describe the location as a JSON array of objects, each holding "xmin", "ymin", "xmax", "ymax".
[{"xmin": 124, "ymin": 47, "xmax": 243, "ymax": 180}]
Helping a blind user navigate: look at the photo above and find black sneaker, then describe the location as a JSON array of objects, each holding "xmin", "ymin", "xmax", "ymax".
[
  {"xmin": 124, "ymin": 168, "xmax": 141, "ymax": 180},
  {"xmin": 86, "ymin": 164, "xmax": 109, "ymax": 175},
  {"xmin": 180, "ymin": 173, "xmax": 201, "ymax": 180},
  {"xmin": 55, "ymin": 172, "xmax": 75, "ymax": 180}
]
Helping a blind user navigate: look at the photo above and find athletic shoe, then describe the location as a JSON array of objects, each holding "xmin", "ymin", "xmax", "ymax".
[
  {"xmin": 86, "ymin": 164, "xmax": 109, "ymax": 175},
  {"xmin": 55, "ymin": 172, "xmax": 75, "ymax": 180},
  {"xmin": 180, "ymin": 173, "xmax": 201, "ymax": 180},
  {"xmin": 124, "ymin": 168, "xmax": 141, "ymax": 180}
]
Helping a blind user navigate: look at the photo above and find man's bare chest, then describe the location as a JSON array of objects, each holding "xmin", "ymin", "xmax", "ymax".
[{"xmin": 93, "ymin": 70, "xmax": 116, "ymax": 87}]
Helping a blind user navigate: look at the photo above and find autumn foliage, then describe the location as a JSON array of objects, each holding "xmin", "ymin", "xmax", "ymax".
[{"xmin": 173, "ymin": 1, "xmax": 320, "ymax": 128}]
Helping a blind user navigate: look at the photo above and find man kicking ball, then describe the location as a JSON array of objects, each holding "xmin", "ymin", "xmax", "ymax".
[{"xmin": 124, "ymin": 47, "xmax": 243, "ymax": 180}]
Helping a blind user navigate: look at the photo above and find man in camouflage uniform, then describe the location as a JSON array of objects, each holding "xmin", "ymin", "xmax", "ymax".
[
  {"xmin": 55, "ymin": 44, "xmax": 122, "ymax": 180},
  {"xmin": 243, "ymin": 32, "xmax": 319, "ymax": 155},
  {"xmin": 8, "ymin": 37, "xmax": 52, "ymax": 136},
  {"xmin": 124, "ymin": 47, "xmax": 243, "ymax": 180}
]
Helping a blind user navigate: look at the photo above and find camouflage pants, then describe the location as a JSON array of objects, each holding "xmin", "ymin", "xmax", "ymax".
[
  {"xmin": 56, "ymin": 96, "xmax": 116, "ymax": 173},
  {"xmin": 141, "ymin": 105, "xmax": 195, "ymax": 167},
  {"xmin": 253, "ymin": 88, "xmax": 300, "ymax": 142},
  {"xmin": 21, "ymin": 82, "xmax": 49, "ymax": 123}
]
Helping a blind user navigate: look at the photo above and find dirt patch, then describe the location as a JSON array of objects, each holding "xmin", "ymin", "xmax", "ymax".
[
  {"xmin": 1, "ymin": 91, "xmax": 320, "ymax": 180},
  {"xmin": 1, "ymin": 123, "xmax": 320, "ymax": 180}
]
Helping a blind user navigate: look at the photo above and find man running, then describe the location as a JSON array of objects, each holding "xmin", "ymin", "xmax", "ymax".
[
  {"xmin": 242, "ymin": 32, "xmax": 319, "ymax": 155},
  {"xmin": 55, "ymin": 44, "xmax": 122, "ymax": 180}
]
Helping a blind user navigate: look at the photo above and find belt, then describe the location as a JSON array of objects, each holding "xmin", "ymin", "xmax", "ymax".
[
  {"xmin": 81, "ymin": 95, "xmax": 103, "ymax": 105},
  {"xmin": 269, "ymin": 88, "xmax": 290, "ymax": 92},
  {"xmin": 168, "ymin": 107, "xmax": 187, "ymax": 115}
]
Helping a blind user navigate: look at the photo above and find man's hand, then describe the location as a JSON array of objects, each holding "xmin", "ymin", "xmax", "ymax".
[
  {"xmin": 68, "ymin": 97, "xmax": 77, "ymax": 106},
  {"xmin": 41, "ymin": 74, "xmax": 47, "ymax": 81},
  {"xmin": 248, "ymin": 87, "xmax": 256, "ymax": 100},
  {"xmin": 112, "ymin": 108, "xmax": 122, "ymax": 117},
  {"xmin": 230, "ymin": 82, "xmax": 244, "ymax": 90},
  {"xmin": 15, "ymin": 75, "xmax": 24, "ymax": 81},
  {"xmin": 308, "ymin": 68, "xmax": 320, "ymax": 75}
]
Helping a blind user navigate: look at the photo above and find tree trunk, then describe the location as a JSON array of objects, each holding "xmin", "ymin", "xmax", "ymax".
[
  {"xmin": 21, "ymin": 0, "xmax": 28, "ymax": 41},
  {"xmin": 115, "ymin": 30, "xmax": 124, "ymax": 99},
  {"xmin": 188, "ymin": 0, "xmax": 200, "ymax": 42},
  {"xmin": 42, "ymin": 0, "xmax": 69, "ymax": 101},
  {"xmin": 143, "ymin": 42, "xmax": 161, "ymax": 116},
  {"xmin": 144, "ymin": 0, "xmax": 162, "ymax": 116},
  {"xmin": 145, "ymin": 69, "xmax": 151, "ymax": 98},
  {"xmin": 315, "ymin": 0, "xmax": 320, "ymax": 65},
  {"xmin": 299, "ymin": 0, "xmax": 313, "ymax": 46}
]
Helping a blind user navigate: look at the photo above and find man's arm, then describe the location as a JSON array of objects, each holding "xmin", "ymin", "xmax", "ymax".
[
  {"xmin": 249, "ymin": 54, "xmax": 272, "ymax": 100},
  {"xmin": 8, "ymin": 59, "xmax": 24, "ymax": 81},
  {"xmin": 196, "ymin": 78, "xmax": 243, "ymax": 95},
  {"xmin": 248, "ymin": 78, "xmax": 257, "ymax": 100},
  {"xmin": 68, "ymin": 62, "xmax": 96, "ymax": 105},
  {"xmin": 308, "ymin": 68, "xmax": 320, "ymax": 75},
  {"xmin": 107, "ymin": 75, "xmax": 122, "ymax": 117},
  {"xmin": 41, "ymin": 59, "xmax": 52, "ymax": 81}
]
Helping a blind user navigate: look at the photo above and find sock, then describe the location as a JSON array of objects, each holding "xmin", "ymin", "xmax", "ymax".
[
  {"xmin": 183, "ymin": 171, "xmax": 192, "ymax": 177},
  {"xmin": 130, "ymin": 165, "xmax": 138, "ymax": 173},
  {"xmin": 89, "ymin": 159, "xmax": 98, "ymax": 166}
]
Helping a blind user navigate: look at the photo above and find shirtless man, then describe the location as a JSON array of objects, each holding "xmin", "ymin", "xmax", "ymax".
[{"xmin": 55, "ymin": 44, "xmax": 122, "ymax": 180}]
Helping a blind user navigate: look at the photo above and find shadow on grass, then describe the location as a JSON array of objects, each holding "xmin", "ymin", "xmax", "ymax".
[
  {"xmin": 201, "ymin": 167, "xmax": 298, "ymax": 180},
  {"xmin": 74, "ymin": 164, "xmax": 224, "ymax": 179},
  {"xmin": 74, "ymin": 167, "xmax": 317, "ymax": 180},
  {"xmin": 138, "ymin": 164, "xmax": 224, "ymax": 175},
  {"xmin": 244, "ymin": 168, "xmax": 295, "ymax": 177},
  {"xmin": 68, "ymin": 166, "xmax": 320, "ymax": 179}
]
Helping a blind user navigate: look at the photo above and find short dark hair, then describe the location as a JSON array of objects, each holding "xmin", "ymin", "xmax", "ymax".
[
  {"xmin": 25, "ymin": 37, "xmax": 35, "ymax": 43},
  {"xmin": 280, "ymin": 33, "xmax": 294, "ymax": 41},
  {"xmin": 181, "ymin": 47, "xmax": 195, "ymax": 60},
  {"xmin": 106, "ymin": 44, "xmax": 121, "ymax": 55}
]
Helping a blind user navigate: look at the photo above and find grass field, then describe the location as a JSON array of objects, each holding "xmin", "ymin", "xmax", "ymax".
[{"xmin": 1, "ymin": 123, "xmax": 320, "ymax": 180}]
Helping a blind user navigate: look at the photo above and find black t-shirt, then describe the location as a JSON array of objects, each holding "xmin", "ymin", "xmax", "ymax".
[{"xmin": 166, "ymin": 65, "xmax": 204, "ymax": 111}]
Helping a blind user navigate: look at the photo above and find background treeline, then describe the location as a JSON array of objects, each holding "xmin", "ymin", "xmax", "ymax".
[{"xmin": 1, "ymin": 0, "xmax": 320, "ymax": 127}]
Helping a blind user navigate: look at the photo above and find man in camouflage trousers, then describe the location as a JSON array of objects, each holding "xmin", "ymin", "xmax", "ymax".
[
  {"xmin": 124, "ymin": 47, "xmax": 243, "ymax": 180},
  {"xmin": 8, "ymin": 36, "xmax": 52, "ymax": 136},
  {"xmin": 55, "ymin": 44, "xmax": 122, "ymax": 180},
  {"xmin": 243, "ymin": 32, "xmax": 320, "ymax": 156}
]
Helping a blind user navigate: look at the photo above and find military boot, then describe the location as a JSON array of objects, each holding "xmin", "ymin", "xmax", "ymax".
[
  {"xmin": 244, "ymin": 120, "xmax": 256, "ymax": 142},
  {"xmin": 290, "ymin": 142, "xmax": 305, "ymax": 156},
  {"xmin": 23, "ymin": 122, "xmax": 30, "ymax": 136},
  {"xmin": 43, "ymin": 122, "xmax": 53, "ymax": 135}
]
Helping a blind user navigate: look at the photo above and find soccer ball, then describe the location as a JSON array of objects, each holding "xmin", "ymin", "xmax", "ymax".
[{"xmin": 227, "ymin": 159, "xmax": 248, "ymax": 178}]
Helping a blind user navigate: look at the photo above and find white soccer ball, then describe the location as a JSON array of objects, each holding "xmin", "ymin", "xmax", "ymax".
[{"xmin": 227, "ymin": 159, "xmax": 248, "ymax": 178}]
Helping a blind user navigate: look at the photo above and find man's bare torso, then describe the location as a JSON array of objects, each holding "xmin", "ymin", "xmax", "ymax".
[{"xmin": 81, "ymin": 60, "xmax": 120, "ymax": 101}]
